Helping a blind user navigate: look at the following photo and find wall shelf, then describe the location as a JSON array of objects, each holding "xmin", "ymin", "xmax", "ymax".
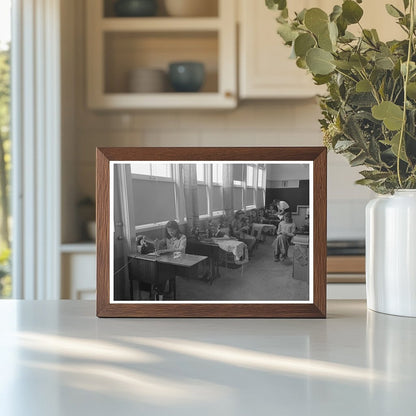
[
  {"xmin": 101, "ymin": 17, "xmax": 221, "ymax": 32},
  {"xmin": 86, "ymin": 0, "xmax": 236, "ymax": 109}
]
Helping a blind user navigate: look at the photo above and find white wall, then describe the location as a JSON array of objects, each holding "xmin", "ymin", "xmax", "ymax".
[{"xmin": 61, "ymin": 0, "xmax": 374, "ymax": 243}]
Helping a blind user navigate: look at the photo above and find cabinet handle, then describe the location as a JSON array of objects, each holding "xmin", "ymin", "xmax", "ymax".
[{"xmin": 224, "ymin": 91, "xmax": 234, "ymax": 99}]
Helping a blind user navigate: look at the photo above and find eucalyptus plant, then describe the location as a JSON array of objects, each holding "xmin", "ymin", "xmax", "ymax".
[{"xmin": 266, "ymin": 0, "xmax": 416, "ymax": 193}]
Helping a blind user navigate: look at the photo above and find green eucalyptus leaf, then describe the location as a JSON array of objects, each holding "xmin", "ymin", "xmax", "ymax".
[
  {"xmin": 342, "ymin": 0, "xmax": 364, "ymax": 24},
  {"xmin": 334, "ymin": 140, "xmax": 355, "ymax": 151},
  {"xmin": 318, "ymin": 27, "xmax": 334, "ymax": 52},
  {"xmin": 304, "ymin": 8, "xmax": 329, "ymax": 35},
  {"xmin": 328, "ymin": 21, "xmax": 338, "ymax": 44},
  {"xmin": 281, "ymin": 7, "xmax": 288, "ymax": 19},
  {"xmin": 296, "ymin": 8, "xmax": 307, "ymax": 23},
  {"xmin": 385, "ymin": 4, "xmax": 404, "ymax": 18},
  {"xmin": 356, "ymin": 79, "xmax": 372, "ymax": 93},
  {"xmin": 339, "ymin": 31, "xmax": 356, "ymax": 43},
  {"xmin": 306, "ymin": 48, "xmax": 335, "ymax": 75},
  {"xmin": 276, "ymin": 15, "xmax": 287, "ymax": 24},
  {"xmin": 360, "ymin": 170, "xmax": 392, "ymax": 180},
  {"xmin": 296, "ymin": 57, "xmax": 308, "ymax": 69},
  {"xmin": 313, "ymin": 74, "xmax": 332, "ymax": 85},
  {"xmin": 393, "ymin": 60, "xmax": 402, "ymax": 79},
  {"xmin": 350, "ymin": 54, "xmax": 368, "ymax": 70},
  {"xmin": 266, "ymin": 0, "xmax": 287, "ymax": 11},
  {"xmin": 403, "ymin": 0, "xmax": 409, "ymax": 10},
  {"xmin": 363, "ymin": 29, "xmax": 376, "ymax": 46},
  {"xmin": 333, "ymin": 60, "xmax": 353, "ymax": 70},
  {"xmin": 369, "ymin": 136, "xmax": 382, "ymax": 163},
  {"xmin": 382, "ymin": 132, "xmax": 409, "ymax": 162},
  {"xmin": 330, "ymin": 5, "xmax": 342, "ymax": 22},
  {"xmin": 355, "ymin": 178, "xmax": 378, "ymax": 186},
  {"xmin": 375, "ymin": 55, "xmax": 395, "ymax": 70},
  {"xmin": 372, "ymin": 101, "xmax": 404, "ymax": 130},
  {"xmin": 350, "ymin": 152, "xmax": 368, "ymax": 167},
  {"xmin": 277, "ymin": 23, "xmax": 299, "ymax": 43},
  {"xmin": 401, "ymin": 61, "xmax": 416, "ymax": 76},
  {"xmin": 294, "ymin": 33, "xmax": 316, "ymax": 58},
  {"xmin": 371, "ymin": 29, "xmax": 380, "ymax": 43},
  {"xmin": 336, "ymin": 15, "xmax": 348, "ymax": 36},
  {"xmin": 407, "ymin": 82, "xmax": 416, "ymax": 99}
]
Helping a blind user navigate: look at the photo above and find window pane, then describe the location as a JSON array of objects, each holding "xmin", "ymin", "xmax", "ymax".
[
  {"xmin": 151, "ymin": 163, "xmax": 171, "ymax": 178},
  {"xmin": 212, "ymin": 186, "xmax": 223, "ymax": 211},
  {"xmin": 212, "ymin": 163, "xmax": 223, "ymax": 184},
  {"xmin": 258, "ymin": 169, "xmax": 264, "ymax": 188},
  {"xmin": 233, "ymin": 164, "xmax": 243, "ymax": 181},
  {"xmin": 131, "ymin": 163, "xmax": 151, "ymax": 176},
  {"xmin": 247, "ymin": 165, "xmax": 254, "ymax": 187},
  {"xmin": 133, "ymin": 178, "xmax": 176, "ymax": 225},
  {"xmin": 197, "ymin": 185, "xmax": 208, "ymax": 216},
  {"xmin": 233, "ymin": 187, "xmax": 243, "ymax": 209},
  {"xmin": 196, "ymin": 164, "xmax": 205, "ymax": 182}
]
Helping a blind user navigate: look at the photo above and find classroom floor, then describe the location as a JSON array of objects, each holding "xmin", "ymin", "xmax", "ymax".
[{"xmin": 176, "ymin": 235, "xmax": 310, "ymax": 301}]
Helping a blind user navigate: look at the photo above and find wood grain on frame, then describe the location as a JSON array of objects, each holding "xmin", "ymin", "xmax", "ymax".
[{"xmin": 96, "ymin": 147, "xmax": 327, "ymax": 318}]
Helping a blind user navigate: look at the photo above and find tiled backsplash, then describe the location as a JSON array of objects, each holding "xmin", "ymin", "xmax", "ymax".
[{"xmin": 71, "ymin": 100, "xmax": 374, "ymax": 241}]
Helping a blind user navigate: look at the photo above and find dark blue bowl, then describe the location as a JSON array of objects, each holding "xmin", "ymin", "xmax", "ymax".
[
  {"xmin": 168, "ymin": 62, "xmax": 205, "ymax": 93},
  {"xmin": 114, "ymin": 0, "xmax": 157, "ymax": 17}
]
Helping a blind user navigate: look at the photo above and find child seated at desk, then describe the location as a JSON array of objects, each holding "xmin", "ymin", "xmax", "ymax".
[
  {"xmin": 272, "ymin": 212, "xmax": 296, "ymax": 262},
  {"xmin": 155, "ymin": 220, "xmax": 187, "ymax": 254}
]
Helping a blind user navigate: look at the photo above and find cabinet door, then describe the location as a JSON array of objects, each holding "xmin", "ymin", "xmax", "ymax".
[
  {"xmin": 239, "ymin": 0, "xmax": 326, "ymax": 99},
  {"xmin": 239, "ymin": 0, "xmax": 404, "ymax": 99}
]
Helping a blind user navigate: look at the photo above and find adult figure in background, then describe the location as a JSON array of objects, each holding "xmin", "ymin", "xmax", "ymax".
[
  {"xmin": 272, "ymin": 212, "xmax": 296, "ymax": 262},
  {"xmin": 273, "ymin": 199, "xmax": 290, "ymax": 220}
]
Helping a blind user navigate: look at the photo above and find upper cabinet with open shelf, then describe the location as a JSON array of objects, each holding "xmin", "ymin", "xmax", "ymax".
[{"xmin": 86, "ymin": 0, "xmax": 236, "ymax": 109}]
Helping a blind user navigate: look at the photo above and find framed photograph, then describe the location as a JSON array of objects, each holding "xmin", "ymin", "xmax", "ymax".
[{"xmin": 96, "ymin": 147, "xmax": 327, "ymax": 318}]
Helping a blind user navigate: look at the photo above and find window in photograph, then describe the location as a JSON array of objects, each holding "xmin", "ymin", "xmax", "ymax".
[
  {"xmin": 196, "ymin": 163, "xmax": 206, "ymax": 183},
  {"xmin": 131, "ymin": 163, "xmax": 172, "ymax": 179},
  {"xmin": 258, "ymin": 167, "xmax": 265, "ymax": 188},
  {"xmin": 212, "ymin": 163, "xmax": 223, "ymax": 185},
  {"xmin": 246, "ymin": 165, "xmax": 254, "ymax": 187},
  {"xmin": 233, "ymin": 164, "xmax": 243, "ymax": 186},
  {"xmin": 131, "ymin": 163, "xmax": 151, "ymax": 176}
]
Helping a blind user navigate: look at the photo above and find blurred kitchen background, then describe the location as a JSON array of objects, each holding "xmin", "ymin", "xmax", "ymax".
[{"xmin": 3, "ymin": 0, "xmax": 403, "ymax": 300}]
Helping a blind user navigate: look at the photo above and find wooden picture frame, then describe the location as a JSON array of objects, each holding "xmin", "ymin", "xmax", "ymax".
[{"xmin": 96, "ymin": 147, "xmax": 327, "ymax": 318}]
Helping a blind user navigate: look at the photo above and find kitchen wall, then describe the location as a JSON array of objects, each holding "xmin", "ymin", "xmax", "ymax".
[{"xmin": 61, "ymin": 0, "xmax": 375, "ymax": 243}]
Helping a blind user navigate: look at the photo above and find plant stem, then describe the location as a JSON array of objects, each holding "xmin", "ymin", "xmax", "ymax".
[{"xmin": 397, "ymin": 0, "xmax": 415, "ymax": 188}]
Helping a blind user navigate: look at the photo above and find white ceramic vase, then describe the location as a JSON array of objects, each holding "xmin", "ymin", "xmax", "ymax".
[{"xmin": 366, "ymin": 190, "xmax": 416, "ymax": 317}]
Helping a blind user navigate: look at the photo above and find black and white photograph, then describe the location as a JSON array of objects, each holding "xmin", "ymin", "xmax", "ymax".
[{"xmin": 110, "ymin": 161, "xmax": 312, "ymax": 303}]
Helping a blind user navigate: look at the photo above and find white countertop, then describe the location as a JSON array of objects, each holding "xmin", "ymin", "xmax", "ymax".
[{"xmin": 0, "ymin": 300, "xmax": 415, "ymax": 415}]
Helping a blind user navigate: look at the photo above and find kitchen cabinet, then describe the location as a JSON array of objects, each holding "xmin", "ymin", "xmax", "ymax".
[
  {"xmin": 238, "ymin": 0, "xmax": 404, "ymax": 99},
  {"xmin": 86, "ymin": 0, "xmax": 237, "ymax": 109},
  {"xmin": 238, "ymin": 0, "xmax": 325, "ymax": 99},
  {"xmin": 61, "ymin": 245, "xmax": 96, "ymax": 300}
]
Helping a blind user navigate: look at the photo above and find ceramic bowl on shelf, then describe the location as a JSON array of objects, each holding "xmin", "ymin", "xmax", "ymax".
[
  {"xmin": 168, "ymin": 62, "xmax": 205, "ymax": 92},
  {"xmin": 114, "ymin": 0, "xmax": 158, "ymax": 17},
  {"xmin": 164, "ymin": 0, "xmax": 218, "ymax": 17},
  {"xmin": 128, "ymin": 68, "xmax": 167, "ymax": 93}
]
